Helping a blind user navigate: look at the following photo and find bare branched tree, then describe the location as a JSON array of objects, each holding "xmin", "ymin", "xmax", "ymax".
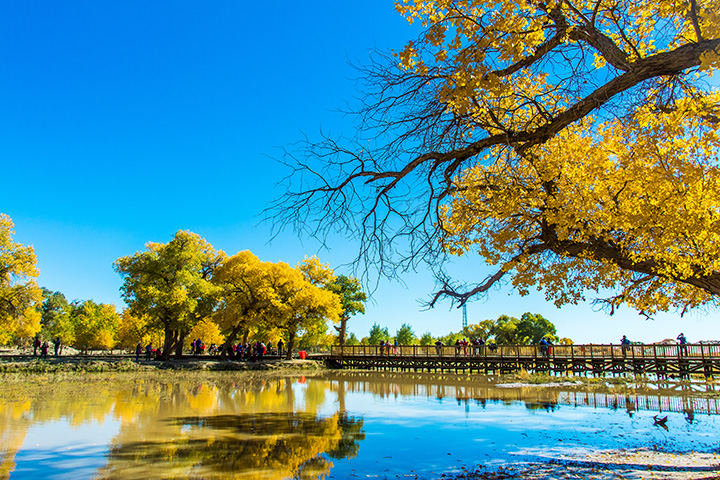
[{"xmin": 267, "ymin": 1, "xmax": 720, "ymax": 313}]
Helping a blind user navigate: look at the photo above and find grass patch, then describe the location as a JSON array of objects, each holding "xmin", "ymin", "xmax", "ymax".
[{"xmin": 0, "ymin": 359, "xmax": 154, "ymax": 375}]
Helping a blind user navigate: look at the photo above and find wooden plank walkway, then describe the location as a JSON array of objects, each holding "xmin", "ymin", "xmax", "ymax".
[{"xmin": 324, "ymin": 344, "xmax": 720, "ymax": 377}]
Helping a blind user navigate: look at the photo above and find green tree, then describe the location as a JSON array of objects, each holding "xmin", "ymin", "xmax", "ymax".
[
  {"xmin": 437, "ymin": 332, "xmax": 463, "ymax": 346},
  {"xmin": 394, "ymin": 323, "xmax": 417, "ymax": 345},
  {"xmin": 0, "ymin": 214, "xmax": 41, "ymax": 344},
  {"xmin": 114, "ymin": 230, "xmax": 224, "ymax": 360},
  {"xmin": 345, "ymin": 332, "xmax": 360, "ymax": 346},
  {"xmin": 462, "ymin": 320, "xmax": 494, "ymax": 342},
  {"xmin": 419, "ymin": 332, "xmax": 434, "ymax": 346},
  {"xmin": 39, "ymin": 289, "xmax": 74, "ymax": 345},
  {"xmin": 367, "ymin": 323, "xmax": 390, "ymax": 345},
  {"xmin": 491, "ymin": 315, "xmax": 520, "ymax": 345},
  {"xmin": 516, "ymin": 312, "xmax": 558, "ymax": 345},
  {"xmin": 326, "ymin": 275, "xmax": 367, "ymax": 345}
]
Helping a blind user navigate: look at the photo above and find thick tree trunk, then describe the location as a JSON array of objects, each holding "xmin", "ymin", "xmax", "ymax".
[
  {"xmin": 161, "ymin": 328, "xmax": 175, "ymax": 361},
  {"xmin": 175, "ymin": 331, "xmax": 187, "ymax": 358},
  {"xmin": 285, "ymin": 331, "xmax": 296, "ymax": 360},
  {"xmin": 221, "ymin": 325, "xmax": 243, "ymax": 360},
  {"xmin": 336, "ymin": 316, "xmax": 349, "ymax": 345}
]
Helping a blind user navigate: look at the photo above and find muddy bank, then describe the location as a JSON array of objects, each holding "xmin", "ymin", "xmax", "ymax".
[
  {"xmin": 451, "ymin": 449, "xmax": 720, "ymax": 479},
  {"xmin": 0, "ymin": 355, "xmax": 325, "ymax": 375}
]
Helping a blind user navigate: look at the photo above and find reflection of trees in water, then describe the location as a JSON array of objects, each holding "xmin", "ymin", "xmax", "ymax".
[
  {"xmin": 0, "ymin": 374, "xmax": 364, "ymax": 479},
  {"xmin": 96, "ymin": 412, "xmax": 365, "ymax": 479},
  {"xmin": 324, "ymin": 371, "xmax": 718, "ymax": 418},
  {"xmin": 100, "ymin": 377, "xmax": 364, "ymax": 479}
]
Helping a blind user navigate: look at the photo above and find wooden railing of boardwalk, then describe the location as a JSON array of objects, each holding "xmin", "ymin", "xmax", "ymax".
[{"xmin": 323, "ymin": 344, "xmax": 720, "ymax": 377}]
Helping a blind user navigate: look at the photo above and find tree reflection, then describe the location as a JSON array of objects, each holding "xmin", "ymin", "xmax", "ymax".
[
  {"xmin": 97, "ymin": 412, "xmax": 364, "ymax": 479},
  {"xmin": 0, "ymin": 374, "xmax": 364, "ymax": 479}
]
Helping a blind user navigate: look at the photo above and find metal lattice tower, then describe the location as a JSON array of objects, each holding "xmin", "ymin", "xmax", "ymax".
[{"xmin": 462, "ymin": 304, "xmax": 468, "ymax": 329}]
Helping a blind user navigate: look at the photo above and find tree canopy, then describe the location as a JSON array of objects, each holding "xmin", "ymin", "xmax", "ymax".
[
  {"xmin": 114, "ymin": 230, "xmax": 224, "ymax": 359},
  {"xmin": 211, "ymin": 250, "xmax": 292, "ymax": 354},
  {"xmin": 395, "ymin": 322, "xmax": 417, "ymax": 345},
  {"xmin": 273, "ymin": 0, "xmax": 720, "ymax": 317},
  {"xmin": 0, "ymin": 214, "xmax": 41, "ymax": 344},
  {"xmin": 267, "ymin": 258, "xmax": 342, "ymax": 359},
  {"xmin": 367, "ymin": 323, "xmax": 391, "ymax": 344},
  {"xmin": 39, "ymin": 289, "xmax": 73, "ymax": 344},
  {"xmin": 71, "ymin": 300, "xmax": 119, "ymax": 352},
  {"xmin": 326, "ymin": 275, "xmax": 367, "ymax": 345}
]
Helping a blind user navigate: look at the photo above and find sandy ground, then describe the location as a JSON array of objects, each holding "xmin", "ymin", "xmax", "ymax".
[{"xmin": 452, "ymin": 449, "xmax": 720, "ymax": 479}]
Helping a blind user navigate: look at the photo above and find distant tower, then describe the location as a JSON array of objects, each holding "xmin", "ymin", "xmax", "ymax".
[{"xmin": 462, "ymin": 304, "xmax": 468, "ymax": 330}]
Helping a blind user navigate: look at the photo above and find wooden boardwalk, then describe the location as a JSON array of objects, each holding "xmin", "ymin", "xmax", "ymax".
[{"xmin": 324, "ymin": 344, "xmax": 720, "ymax": 377}]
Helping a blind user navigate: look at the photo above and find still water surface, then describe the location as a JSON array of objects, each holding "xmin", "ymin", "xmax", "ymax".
[{"xmin": 1, "ymin": 370, "xmax": 719, "ymax": 479}]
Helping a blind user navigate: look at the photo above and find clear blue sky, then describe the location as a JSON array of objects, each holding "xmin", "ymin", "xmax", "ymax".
[{"xmin": 1, "ymin": 1, "xmax": 717, "ymax": 344}]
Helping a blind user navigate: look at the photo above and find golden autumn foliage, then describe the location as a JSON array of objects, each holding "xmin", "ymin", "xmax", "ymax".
[
  {"xmin": 274, "ymin": 0, "xmax": 720, "ymax": 315},
  {"xmin": 117, "ymin": 309, "xmax": 164, "ymax": 349},
  {"xmin": 273, "ymin": 258, "xmax": 342, "ymax": 357},
  {"xmin": 211, "ymin": 250, "xmax": 277, "ymax": 348},
  {"xmin": 114, "ymin": 230, "xmax": 225, "ymax": 359},
  {"xmin": 0, "ymin": 214, "xmax": 41, "ymax": 344},
  {"xmin": 212, "ymin": 252, "xmax": 342, "ymax": 356},
  {"xmin": 441, "ymin": 94, "xmax": 720, "ymax": 314},
  {"xmin": 186, "ymin": 318, "xmax": 225, "ymax": 348},
  {"xmin": 71, "ymin": 300, "xmax": 119, "ymax": 352}
]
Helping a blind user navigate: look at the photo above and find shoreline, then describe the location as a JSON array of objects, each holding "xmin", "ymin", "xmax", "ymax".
[
  {"xmin": 452, "ymin": 449, "xmax": 720, "ymax": 479},
  {"xmin": 0, "ymin": 354, "xmax": 326, "ymax": 374}
]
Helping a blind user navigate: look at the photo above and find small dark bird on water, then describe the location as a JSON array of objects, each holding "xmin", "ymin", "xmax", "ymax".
[{"xmin": 653, "ymin": 415, "xmax": 668, "ymax": 430}]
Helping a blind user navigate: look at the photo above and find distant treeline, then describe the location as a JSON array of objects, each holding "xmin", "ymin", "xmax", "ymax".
[{"xmin": 348, "ymin": 312, "xmax": 573, "ymax": 346}]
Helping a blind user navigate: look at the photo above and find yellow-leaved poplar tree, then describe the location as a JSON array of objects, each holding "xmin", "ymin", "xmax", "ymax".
[
  {"xmin": 211, "ymin": 250, "xmax": 277, "ymax": 355},
  {"xmin": 116, "ymin": 309, "xmax": 163, "ymax": 350},
  {"xmin": 71, "ymin": 300, "xmax": 119, "ymax": 352},
  {"xmin": 265, "ymin": 258, "xmax": 342, "ymax": 359},
  {"xmin": 0, "ymin": 214, "xmax": 41, "ymax": 344},
  {"xmin": 114, "ymin": 230, "xmax": 224, "ymax": 360},
  {"xmin": 274, "ymin": 0, "xmax": 720, "ymax": 316}
]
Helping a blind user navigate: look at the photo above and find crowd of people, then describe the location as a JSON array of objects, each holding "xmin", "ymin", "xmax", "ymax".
[
  {"xmin": 32, "ymin": 336, "xmax": 62, "ymax": 358},
  {"xmin": 134, "ymin": 338, "xmax": 286, "ymax": 361}
]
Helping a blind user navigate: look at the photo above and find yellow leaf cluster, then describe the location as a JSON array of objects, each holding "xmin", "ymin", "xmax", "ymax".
[
  {"xmin": 441, "ymin": 92, "xmax": 720, "ymax": 314},
  {"xmin": 393, "ymin": 0, "xmax": 718, "ymax": 136},
  {"xmin": 0, "ymin": 214, "xmax": 42, "ymax": 343}
]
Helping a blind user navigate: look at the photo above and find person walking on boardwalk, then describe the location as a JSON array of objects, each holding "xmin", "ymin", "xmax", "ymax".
[
  {"xmin": 539, "ymin": 337, "xmax": 550, "ymax": 357},
  {"xmin": 677, "ymin": 333, "xmax": 688, "ymax": 355},
  {"xmin": 135, "ymin": 342, "xmax": 142, "ymax": 362},
  {"xmin": 33, "ymin": 336, "xmax": 41, "ymax": 356},
  {"xmin": 621, "ymin": 335, "xmax": 631, "ymax": 357},
  {"xmin": 53, "ymin": 337, "xmax": 61, "ymax": 356},
  {"xmin": 434, "ymin": 340, "xmax": 443, "ymax": 356}
]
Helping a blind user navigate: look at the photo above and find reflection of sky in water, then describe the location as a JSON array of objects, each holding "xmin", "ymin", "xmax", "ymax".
[
  {"xmin": 323, "ymin": 389, "xmax": 720, "ymax": 478},
  {"xmin": 12, "ymin": 420, "xmax": 120, "ymax": 480}
]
